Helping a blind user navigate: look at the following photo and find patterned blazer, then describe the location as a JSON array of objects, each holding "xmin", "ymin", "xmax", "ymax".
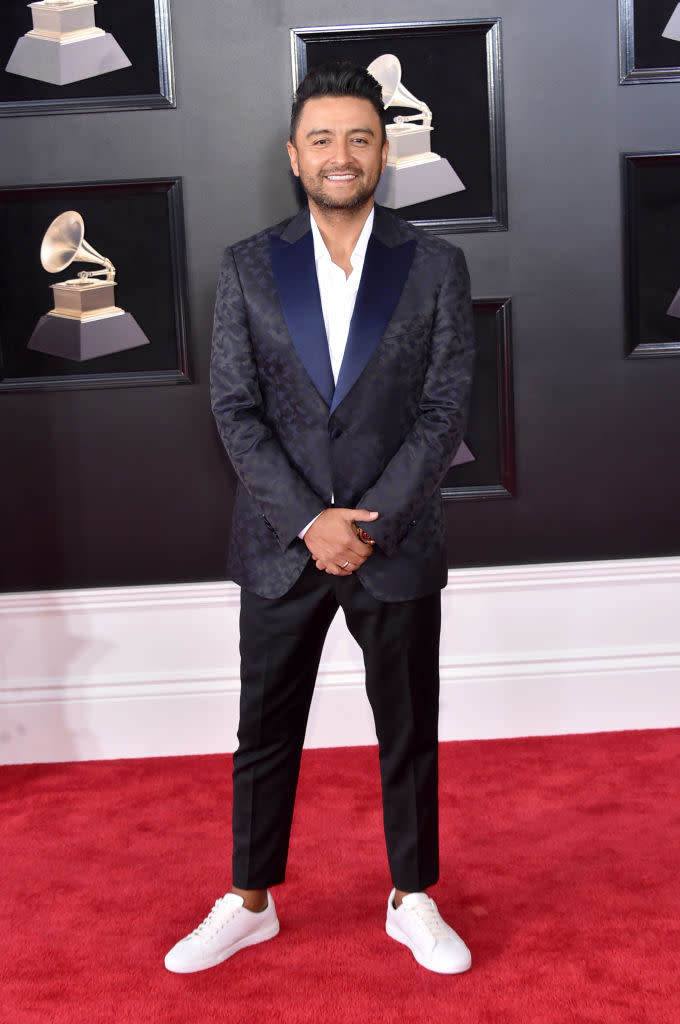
[{"xmin": 210, "ymin": 204, "xmax": 474, "ymax": 601}]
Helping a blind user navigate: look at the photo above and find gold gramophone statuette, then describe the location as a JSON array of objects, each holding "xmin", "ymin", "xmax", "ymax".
[
  {"xmin": 28, "ymin": 209, "xmax": 150, "ymax": 362},
  {"xmin": 367, "ymin": 54, "xmax": 465, "ymax": 209},
  {"xmin": 41, "ymin": 210, "xmax": 124, "ymax": 322}
]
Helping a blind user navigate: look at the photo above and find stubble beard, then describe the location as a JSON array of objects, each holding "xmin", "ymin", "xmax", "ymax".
[{"xmin": 300, "ymin": 167, "xmax": 380, "ymax": 212}]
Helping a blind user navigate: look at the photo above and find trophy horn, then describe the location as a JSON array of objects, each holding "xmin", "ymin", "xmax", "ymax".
[
  {"xmin": 40, "ymin": 210, "xmax": 115, "ymax": 281},
  {"xmin": 367, "ymin": 54, "xmax": 432, "ymax": 124}
]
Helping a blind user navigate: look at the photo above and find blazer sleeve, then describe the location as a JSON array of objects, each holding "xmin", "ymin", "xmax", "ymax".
[
  {"xmin": 210, "ymin": 246, "xmax": 326, "ymax": 550},
  {"xmin": 355, "ymin": 245, "xmax": 475, "ymax": 557}
]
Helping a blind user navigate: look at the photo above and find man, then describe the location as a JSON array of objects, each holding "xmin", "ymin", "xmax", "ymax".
[{"xmin": 165, "ymin": 60, "xmax": 475, "ymax": 976}]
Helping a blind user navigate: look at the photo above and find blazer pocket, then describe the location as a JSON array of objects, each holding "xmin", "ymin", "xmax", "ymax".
[{"xmin": 261, "ymin": 515, "xmax": 279, "ymax": 540}]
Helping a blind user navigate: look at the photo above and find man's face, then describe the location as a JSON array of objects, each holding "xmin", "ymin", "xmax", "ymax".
[{"xmin": 287, "ymin": 95, "xmax": 388, "ymax": 212}]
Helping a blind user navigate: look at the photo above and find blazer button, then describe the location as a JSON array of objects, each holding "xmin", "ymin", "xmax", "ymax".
[{"xmin": 329, "ymin": 427, "xmax": 343, "ymax": 440}]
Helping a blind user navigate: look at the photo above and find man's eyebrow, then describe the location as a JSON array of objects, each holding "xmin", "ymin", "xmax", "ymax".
[{"xmin": 305, "ymin": 127, "xmax": 376, "ymax": 139}]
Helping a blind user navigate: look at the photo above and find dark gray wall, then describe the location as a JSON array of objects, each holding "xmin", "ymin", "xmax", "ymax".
[{"xmin": 2, "ymin": 0, "xmax": 680, "ymax": 592}]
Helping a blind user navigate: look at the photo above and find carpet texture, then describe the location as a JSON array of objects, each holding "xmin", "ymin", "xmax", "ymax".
[{"xmin": 1, "ymin": 729, "xmax": 678, "ymax": 1023}]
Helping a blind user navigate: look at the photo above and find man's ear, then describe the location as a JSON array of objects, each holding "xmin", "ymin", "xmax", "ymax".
[
  {"xmin": 286, "ymin": 140, "xmax": 300, "ymax": 178},
  {"xmin": 380, "ymin": 139, "xmax": 389, "ymax": 175}
]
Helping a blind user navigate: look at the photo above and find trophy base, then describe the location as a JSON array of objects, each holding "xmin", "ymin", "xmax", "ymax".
[
  {"xmin": 28, "ymin": 312, "xmax": 150, "ymax": 362},
  {"xmin": 375, "ymin": 156, "xmax": 465, "ymax": 209},
  {"xmin": 663, "ymin": 4, "xmax": 680, "ymax": 41},
  {"xmin": 451, "ymin": 440, "xmax": 475, "ymax": 467},
  {"xmin": 386, "ymin": 124, "xmax": 433, "ymax": 161},
  {"xmin": 50, "ymin": 279, "xmax": 121, "ymax": 320},
  {"xmin": 6, "ymin": 32, "xmax": 131, "ymax": 86},
  {"xmin": 667, "ymin": 287, "xmax": 680, "ymax": 318}
]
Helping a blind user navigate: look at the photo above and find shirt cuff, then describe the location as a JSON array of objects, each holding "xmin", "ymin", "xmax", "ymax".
[{"xmin": 298, "ymin": 511, "xmax": 324, "ymax": 539}]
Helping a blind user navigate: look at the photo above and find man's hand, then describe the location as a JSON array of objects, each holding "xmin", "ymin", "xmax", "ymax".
[{"xmin": 304, "ymin": 508, "xmax": 378, "ymax": 575}]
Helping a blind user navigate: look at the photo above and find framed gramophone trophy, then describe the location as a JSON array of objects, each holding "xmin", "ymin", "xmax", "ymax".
[
  {"xmin": 291, "ymin": 19, "xmax": 507, "ymax": 233},
  {"xmin": 619, "ymin": 0, "xmax": 680, "ymax": 83},
  {"xmin": 0, "ymin": 0, "xmax": 175, "ymax": 115},
  {"xmin": 6, "ymin": 1, "xmax": 131, "ymax": 87},
  {"xmin": 441, "ymin": 298, "xmax": 516, "ymax": 502},
  {"xmin": 0, "ymin": 178, "xmax": 191, "ymax": 391},
  {"xmin": 624, "ymin": 152, "xmax": 680, "ymax": 358}
]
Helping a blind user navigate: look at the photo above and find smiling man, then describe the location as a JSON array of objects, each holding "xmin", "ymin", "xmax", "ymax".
[
  {"xmin": 286, "ymin": 93, "xmax": 386, "ymax": 217},
  {"xmin": 165, "ymin": 60, "xmax": 475, "ymax": 977}
]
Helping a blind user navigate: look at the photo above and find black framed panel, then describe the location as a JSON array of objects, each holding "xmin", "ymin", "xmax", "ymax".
[
  {"xmin": 0, "ymin": 0, "xmax": 174, "ymax": 115},
  {"xmin": 441, "ymin": 297, "xmax": 515, "ymax": 501},
  {"xmin": 624, "ymin": 152, "xmax": 680, "ymax": 358},
  {"xmin": 619, "ymin": 0, "xmax": 680, "ymax": 83},
  {"xmin": 0, "ymin": 177, "xmax": 191, "ymax": 390},
  {"xmin": 291, "ymin": 20, "xmax": 507, "ymax": 234}
]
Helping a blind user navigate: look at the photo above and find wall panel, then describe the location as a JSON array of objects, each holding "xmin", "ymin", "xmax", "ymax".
[{"xmin": 1, "ymin": 1, "xmax": 680, "ymax": 591}]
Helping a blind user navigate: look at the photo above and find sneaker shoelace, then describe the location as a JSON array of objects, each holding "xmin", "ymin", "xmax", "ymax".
[
  {"xmin": 190, "ymin": 896, "xmax": 240, "ymax": 941},
  {"xmin": 406, "ymin": 898, "xmax": 452, "ymax": 941}
]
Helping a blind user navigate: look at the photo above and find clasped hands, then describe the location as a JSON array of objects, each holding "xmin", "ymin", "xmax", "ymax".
[{"xmin": 304, "ymin": 507, "xmax": 378, "ymax": 576}]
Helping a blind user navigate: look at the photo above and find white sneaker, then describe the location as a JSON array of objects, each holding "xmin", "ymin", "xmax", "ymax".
[
  {"xmin": 385, "ymin": 889, "xmax": 471, "ymax": 974},
  {"xmin": 164, "ymin": 891, "xmax": 279, "ymax": 973}
]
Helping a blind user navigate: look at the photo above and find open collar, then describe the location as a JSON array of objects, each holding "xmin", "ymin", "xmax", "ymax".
[{"xmin": 269, "ymin": 205, "xmax": 416, "ymax": 414}]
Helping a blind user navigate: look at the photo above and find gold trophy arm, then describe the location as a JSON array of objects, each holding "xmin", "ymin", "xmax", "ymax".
[{"xmin": 76, "ymin": 260, "xmax": 116, "ymax": 282}]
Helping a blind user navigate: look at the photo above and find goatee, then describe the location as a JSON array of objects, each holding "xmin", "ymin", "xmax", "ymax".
[{"xmin": 299, "ymin": 169, "xmax": 380, "ymax": 211}]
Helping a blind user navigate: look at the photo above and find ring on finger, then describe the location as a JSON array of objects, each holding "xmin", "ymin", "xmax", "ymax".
[{"xmin": 341, "ymin": 559, "xmax": 350, "ymax": 568}]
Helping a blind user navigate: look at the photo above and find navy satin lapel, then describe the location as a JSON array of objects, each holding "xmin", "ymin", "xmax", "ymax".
[
  {"xmin": 330, "ymin": 235, "xmax": 416, "ymax": 415},
  {"xmin": 269, "ymin": 232, "xmax": 334, "ymax": 408}
]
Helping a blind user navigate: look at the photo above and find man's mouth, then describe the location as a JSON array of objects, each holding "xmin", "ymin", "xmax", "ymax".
[{"xmin": 325, "ymin": 172, "xmax": 359, "ymax": 182}]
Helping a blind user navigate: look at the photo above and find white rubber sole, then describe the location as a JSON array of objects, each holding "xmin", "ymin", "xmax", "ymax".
[
  {"xmin": 385, "ymin": 918, "xmax": 472, "ymax": 975},
  {"xmin": 165, "ymin": 916, "xmax": 280, "ymax": 974}
]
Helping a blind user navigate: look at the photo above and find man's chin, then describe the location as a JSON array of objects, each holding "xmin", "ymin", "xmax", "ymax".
[
  {"xmin": 318, "ymin": 195, "xmax": 374, "ymax": 211},
  {"xmin": 308, "ymin": 186, "xmax": 378, "ymax": 211}
]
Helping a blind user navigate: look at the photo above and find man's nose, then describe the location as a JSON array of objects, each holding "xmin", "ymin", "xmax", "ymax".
[{"xmin": 334, "ymin": 138, "xmax": 351, "ymax": 164}]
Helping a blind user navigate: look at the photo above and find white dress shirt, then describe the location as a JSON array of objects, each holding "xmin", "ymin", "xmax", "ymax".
[
  {"xmin": 310, "ymin": 206, "xmax": 374, "ymax": 383},
  {"xmin": 299, "ymin": 207, "xmax": 375, "ymax": 538}
]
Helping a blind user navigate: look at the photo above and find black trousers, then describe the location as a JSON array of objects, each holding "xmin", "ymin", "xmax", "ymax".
[{"xmin": 232, "ymin": 561, "xmax": 441, "ymax": 892}]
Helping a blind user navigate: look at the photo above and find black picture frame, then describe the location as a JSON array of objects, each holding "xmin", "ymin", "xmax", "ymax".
[
  {"xmin": 441, "ymin": 297, "xmax": 515, "ymax": 501},
  {"xmin": 1, "ymin": 0, "xmax": 174, "ymax": 116},
  {"xmin": 619, "ymin": 0, "xmax": 680, "ymax": 83},
  {"xmin": 624, "ymin": 153, "xmax": 680, "ymax": 358},
  {"xmin": 0, "ymin": 177, "xmax": 191, "ymax": 391},
  {"xmin": 290, "ymin": 20, "xmax": 507, "ymax": 234}
]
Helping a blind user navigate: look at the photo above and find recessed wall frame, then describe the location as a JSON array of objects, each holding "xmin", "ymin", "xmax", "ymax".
[
  {"xmin": 0, "ymin": 0, "xmax": 175, "ymax": 116},
  {"xmin": 441, "ymin": 297, "xmax": 516, "ymax": 501},
  {"xmin": 624, "ymin": 152, "xmax": 680, "ymax": 358},
  {"xmin": 0, "ymin": 177, "xmax": 191, "ymax": 391},
  {"xmin": 619, "ymin": 0, "xmax": 680, "ymax": 83},
  {"xmin": 290, "ymin": 20, "xmax": 507, "ymax": 234}
]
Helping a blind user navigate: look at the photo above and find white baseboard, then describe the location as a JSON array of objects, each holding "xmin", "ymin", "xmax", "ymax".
[{"xmin": 2, "ymin": 557, "xmax": 679, "ymax": 764}]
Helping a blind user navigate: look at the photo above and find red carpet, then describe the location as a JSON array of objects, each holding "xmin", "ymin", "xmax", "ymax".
[{"xmin": 1, "ymin": 729, "xmax": 678, "ymax": 1023}]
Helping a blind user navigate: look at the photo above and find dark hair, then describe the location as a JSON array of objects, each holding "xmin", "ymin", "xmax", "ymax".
[{"xmin": 290, "ymin": 59, "xmax": 386, "ymax": 143}]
